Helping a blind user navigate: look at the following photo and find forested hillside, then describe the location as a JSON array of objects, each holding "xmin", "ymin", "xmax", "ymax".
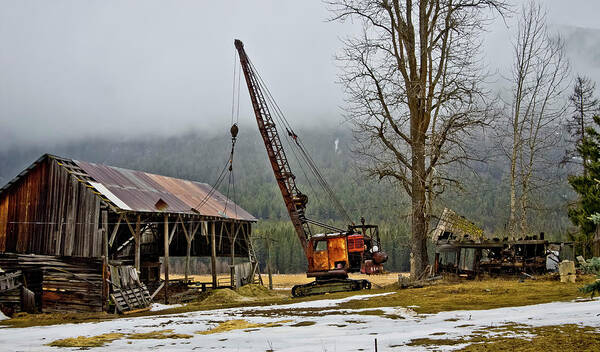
[{"xmin": 0, "ymin": 124, "xmax": 575, "ymax": 273}]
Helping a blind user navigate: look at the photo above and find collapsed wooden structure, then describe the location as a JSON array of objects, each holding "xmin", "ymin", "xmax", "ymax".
[
  {"xmin": 0, "ymin": 154, "xmax": 257, "ymax": 314},
  {"xmin": 432, "ymin": 208, "xmax": 559, "ymax": 277}
]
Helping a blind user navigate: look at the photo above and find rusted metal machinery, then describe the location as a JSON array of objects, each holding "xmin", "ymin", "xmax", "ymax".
[
  {"xmin": 234, "ymin": 39, "xmax": 387, "ymax": 296},
  {"xmin": 432, "ymin": 208, "xmax": 565, "ymax": 278}
]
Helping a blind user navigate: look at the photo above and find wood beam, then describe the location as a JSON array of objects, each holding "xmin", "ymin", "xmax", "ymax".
[
  {"xmin": 168, "ymin": 219, "xmax": 178, "ymax": 245},
  {"xmin": 202, "ymin": 221, "xmax": 208, "ymax": 237},
  {"xmin": 230, "ymin": 222, "xmax": 236, "ymax": 288},
  {"xmin": 124, "ymin": 214, "xmax": 136, "ymax": 237},
  {"xmin": 211, "ymin": 221, "xmax": 217, "ymax": 288},
  {"xmin": 134, "ymin": 215, "xmax": 141, "ymax": 272},
  {"xmin": 101, "ymin": 210, "xmax": 108, "ymax": 311},
  {"xmin": 218, "ymin": 223, "xmax": 224, "ymax": 250},
  {"xmin": 179, "ymin": 215, "xmax": 192, "ymax": 282},
  {"xmin": 164, "ymin": 214, "xmax": 169, "ymax": 304},
  {"xmin": 108, "ymin": 214, "xmax": 123, "ymax": 247}
]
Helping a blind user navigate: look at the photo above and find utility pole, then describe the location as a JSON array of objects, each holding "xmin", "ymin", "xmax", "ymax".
[{"xmin": 266, "ymin": 236, "xmax": 273, "ymax": 290}]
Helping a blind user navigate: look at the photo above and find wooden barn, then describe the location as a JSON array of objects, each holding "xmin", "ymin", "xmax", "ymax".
[{"xmin": 0, "ymin": 154, "xmax": 257, "ymax": 314}]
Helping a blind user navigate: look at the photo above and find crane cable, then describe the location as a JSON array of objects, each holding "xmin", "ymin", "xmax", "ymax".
[
  {"xmin": 248, "ymin": 59, "xmax": 354, "ymax": 225},
  {"xmin": 194, "ymin": 50, "xmax": 241, "ymax": 216},
  {"xmin": 223, "ymin": 49, "xmax": 242, "ymax": 218}
]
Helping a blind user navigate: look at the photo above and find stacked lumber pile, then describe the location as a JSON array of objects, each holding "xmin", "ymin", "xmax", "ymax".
[{"xmin": 109, "ymin": 265, "xmax": 151, "ymax": 314}]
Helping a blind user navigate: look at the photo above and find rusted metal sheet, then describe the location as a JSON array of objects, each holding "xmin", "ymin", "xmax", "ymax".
[{"xmin": 74, "ymin": 160, "xmax": 256, "ymax": 222}]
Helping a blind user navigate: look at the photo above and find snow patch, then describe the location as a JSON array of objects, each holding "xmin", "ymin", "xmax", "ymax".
[
  {"xmin": 149, "ymin": 303, "xmax": 183, "ymax": 311},
  {"xmin": 0, "ymin": 295, "xmax": 598, "ymax": 351}
]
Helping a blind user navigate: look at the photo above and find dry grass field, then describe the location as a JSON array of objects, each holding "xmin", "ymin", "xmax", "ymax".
[{"xmin": 172, "ymin": 272, "xmax": 404, "ymax": 289}]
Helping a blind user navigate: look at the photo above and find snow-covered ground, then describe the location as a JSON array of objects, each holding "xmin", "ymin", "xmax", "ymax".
[{"xmin": 1, "ymin": 293, "xmax": 599, "ymax": 352}]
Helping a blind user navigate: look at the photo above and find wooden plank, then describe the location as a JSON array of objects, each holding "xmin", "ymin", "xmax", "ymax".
[
  {"xmin": 150, "ymin": 281, "xmax": 164, "ymax": 300},
  {"xmin": 134, "ymin": 215, "xmax": 141, "ymax": 272},
  {"xmin": 164, "ymin": 214, "xmax": 169, "ymax": 304},
  {"xmin": 218, "ymin": 222, "xmax": 224, "ymax": 250},
  {"xmin": 123, "ymin": 214, "xmax": 136, "ymax": 238},
  {"xmin": 110, "ymin": 293, "xmax": 124, "ymax": 313},
  {"xmin": 230, "ymin": 222, "xmax": 236, "ymax": 287},
  {"xmin": 122, "ymin": 306, "xmax": 150, "ymax": 315},
  {"xmin": 102, "ymin": 210, "xmax": 108, "ymax": 312},
  {"xmin": 179, "ymin": 216, "xmax": 194, "ymax": 282},
  {"xmin": 65, "ymin": 177, "xmax": 79, "ymax": 256},
  {"xmin": 92, "ymin": 197, "xmax": 101, "ymax": 258},
  {"xmin": 168, "ymin": 219, "xmax": 178, "ymax": 245},
  {"xmin": 211, "ymin": 222, "xmax": 217, "ymax": 288},
  {"xmin": 108, "ymin": 214, "xmax": 123, "ymax": 247}
]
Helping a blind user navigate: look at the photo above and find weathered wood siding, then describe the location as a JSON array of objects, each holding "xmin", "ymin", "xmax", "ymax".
[
  {"xmin": 0, "ymin": 253, "xmax": 104, "ymax": 313},
  {"xmin": 0, "ymin": 157, "xmax": 102, "ymax": 257}
]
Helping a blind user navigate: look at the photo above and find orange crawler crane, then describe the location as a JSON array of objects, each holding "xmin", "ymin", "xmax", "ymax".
[{"xmin": 234, "ymin": 39, "xmax": 387, "ymax": 296}]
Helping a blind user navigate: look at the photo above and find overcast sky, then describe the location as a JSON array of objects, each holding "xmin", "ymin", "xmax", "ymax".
[{"xmin": 1, "ymin": 0, "xmax": 599, "ymax": 149}]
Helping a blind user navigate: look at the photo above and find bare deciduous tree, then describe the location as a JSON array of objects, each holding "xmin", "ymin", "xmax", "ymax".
[
  {"xmin": 328, "ymin": 0, "xmax": 508, "ymax": 278},
  {"xmin": 501, "ymin": 0, "xmax": 570, "ymax": 235}
]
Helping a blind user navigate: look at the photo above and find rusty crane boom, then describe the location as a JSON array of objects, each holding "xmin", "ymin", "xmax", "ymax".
[{"xmin": 234, "ymin": 39, "xmax": 387, "ymax": 296}]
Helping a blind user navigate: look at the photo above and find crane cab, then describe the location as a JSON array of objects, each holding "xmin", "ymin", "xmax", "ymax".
[{"xmin": 306, "ymin": 225, "xmax": 387, "ymax": 279}]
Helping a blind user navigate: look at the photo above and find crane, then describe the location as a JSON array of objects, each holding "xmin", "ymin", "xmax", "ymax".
[{"xmin": 234, "ymin": 39, "xmax": 387, "ymax": 296}]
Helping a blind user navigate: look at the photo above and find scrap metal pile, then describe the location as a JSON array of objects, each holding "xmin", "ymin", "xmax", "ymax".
[{"xmin": 432, "ymin": 208, "xmax": 566, "ymax": 277}]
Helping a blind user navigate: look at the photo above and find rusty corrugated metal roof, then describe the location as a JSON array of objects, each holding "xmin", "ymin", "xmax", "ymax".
[
  {"xmin": 0, "ymin": 154, "xmax": 255, "ymax": 221},
  {"xmin": 74, "ymin": 159, "xmax": 256, "ymax": 222}
]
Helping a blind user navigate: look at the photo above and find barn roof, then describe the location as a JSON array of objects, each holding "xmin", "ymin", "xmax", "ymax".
[{"xmin": 1, "ymin": 154, "xmax": 256, "ymax": 222}]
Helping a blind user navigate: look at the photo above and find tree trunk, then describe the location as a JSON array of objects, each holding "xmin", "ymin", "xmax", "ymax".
[
  {"xmin": 509, "ymin": 113, "xmax": 520, "ymax": 238},
  {"xmin": 410, "ymin": 130, "xmax": 429, "ymax": 279},
  {"xmin": 519, "ymin": 189, "xmax": 528, "ymax": 235}
]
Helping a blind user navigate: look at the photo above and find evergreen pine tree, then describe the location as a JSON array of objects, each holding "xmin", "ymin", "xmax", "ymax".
[{"xmin": 568, "ymin": 115, "xmax": 600, "ymax": 256}]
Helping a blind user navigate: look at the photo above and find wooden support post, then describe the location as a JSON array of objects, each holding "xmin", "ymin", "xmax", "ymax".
[
  {"xmin": 230, "ymin": 222, "xmax": 236, "ymax": 288},
  {"xmin": 135, "ymin": 214, "xmax": 141, "ymax": 272},
  {"xmin": 266, "ymin": 236, "xmax": 273, "ymax": 290},
  {"xmin": 179, "ymin": 216, "xmax": 193, "ymax": 283},
  {"xmin": 101, "ymin": 210, "xmax": 109, "ymax": 311},
  {"xmin": 102, "ymin": 211, "xmax": 109, "ymax": 263},
  {"xmin": 164, "ymin": 214, "xmax": 169, "ymax": 304},
  {"xmin": 211, "ymin": 222, "xmax": 217, "ymax": 288}
]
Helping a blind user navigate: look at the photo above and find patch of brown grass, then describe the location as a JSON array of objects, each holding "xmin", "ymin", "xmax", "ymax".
[
  {"xmin": 197, "ymin": 319, "xmax": 293, "ymax": 335},
  {"xmin": 127, "ymin": 329, "xmax": 193, "ymax": 340},
  {"xmin": 200, "ymin": 288, "xmax": 248, "ymax": 305},
  {"xmin": 47, "ymin": 333, "xmax": 124, "ymax": 348},
  {"xmin": 459, "ymin": 324, "xmax": 600, "ymax": 351},
  {"xmin": 404, "ymin": 324, "xmax": 600, "ymax": 352},
  {"xmin": 236, "ymin": 284, "xmax": 284, "ymax": 298},
  {"xmin": 2, "ymin": 311, "xmax": 115, "ymax": 329}
]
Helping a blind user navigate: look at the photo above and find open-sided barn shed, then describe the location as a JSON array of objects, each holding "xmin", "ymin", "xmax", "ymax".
[{"xmin": 0, "ymin": 154, "xmax": 257, "ymax": 314}]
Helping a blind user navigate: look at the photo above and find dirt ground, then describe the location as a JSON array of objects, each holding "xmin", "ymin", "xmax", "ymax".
[{"xmin": 171, "ymin": 272, "xmax": 404, "ymax": 289}]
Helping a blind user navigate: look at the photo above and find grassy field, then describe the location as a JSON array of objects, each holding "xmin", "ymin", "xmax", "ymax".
[
  {"xmin": 172, "ymin": 272, "xmax": 403, "ymax": 289},
  {"xmin": 2, "ymin": 274, "xmax": 595, "ymax": 329}
]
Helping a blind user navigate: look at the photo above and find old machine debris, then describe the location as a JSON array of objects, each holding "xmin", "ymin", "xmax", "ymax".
[
  {"xmin": 432, "ymin": 208, "xmax": 566, "ymax": 277},
  {"xmin": 234, "ymin": 39, "xmax": 387, "ymax": 296}
]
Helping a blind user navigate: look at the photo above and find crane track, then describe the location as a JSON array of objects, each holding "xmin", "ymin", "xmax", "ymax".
[{"xmin": 291, "ymin": 278, "xmax": 372, "ymax": 297}]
